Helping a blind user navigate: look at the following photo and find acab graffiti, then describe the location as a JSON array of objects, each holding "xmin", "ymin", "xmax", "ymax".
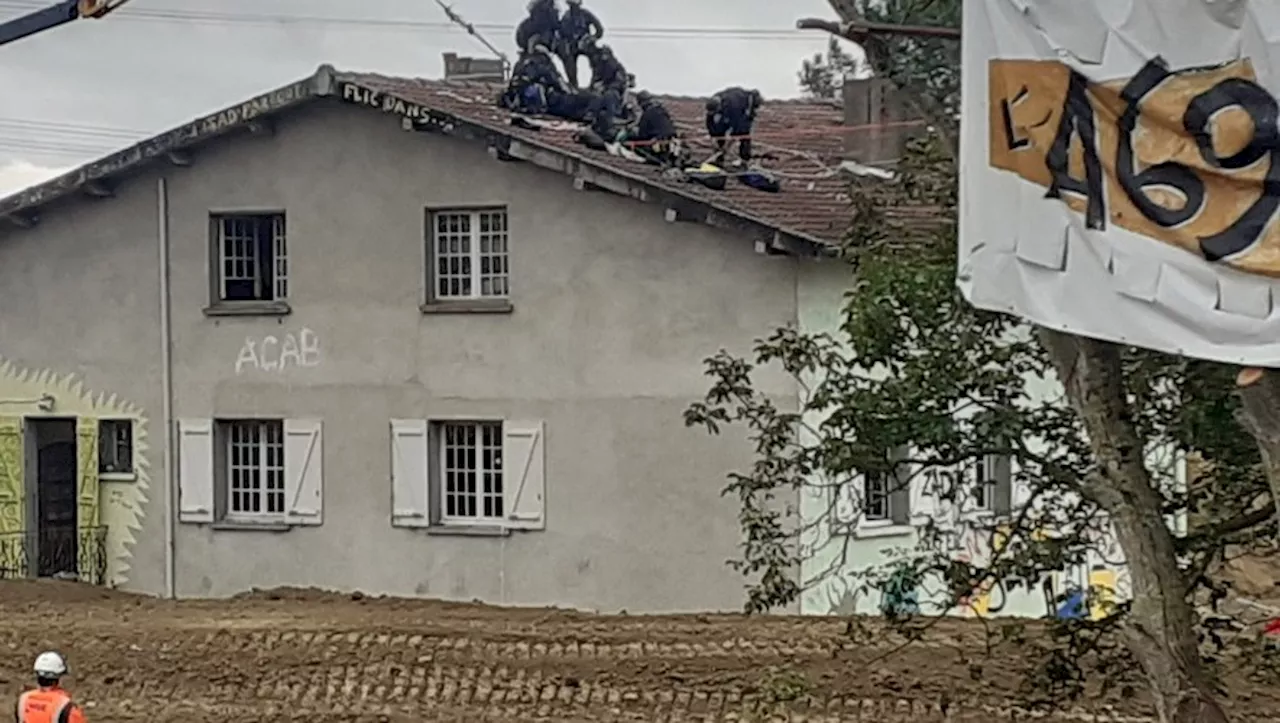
[{"xmin": 234, "ymin": 327, "xmax": 320, "ymax": 374}]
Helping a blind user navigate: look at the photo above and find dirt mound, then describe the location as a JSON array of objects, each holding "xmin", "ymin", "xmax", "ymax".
[
  {"xmin": 230, "ymin": 585, "xmax": 359, "ymax": 603},
  {"xmin": 1220, "ymin": 554, "xmax": 1280, "ymax": 599},
  {"xmin": 0, "ymin": 579, "xmax": 140, "ymax": 604},
  {"xmin": 0, "ymin": 587, "xmax": 1267, "ymax": 721}
]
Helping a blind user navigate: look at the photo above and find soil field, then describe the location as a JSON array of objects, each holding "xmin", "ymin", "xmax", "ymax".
[{"xmin": 0, "ymin": 581, "xmax": 1275, "ymax": 722}]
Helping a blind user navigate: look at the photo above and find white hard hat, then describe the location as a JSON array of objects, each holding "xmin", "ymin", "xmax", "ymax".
[{"xmin": 33, "ymin": 651, "xmax": 66, "ymax": 677}]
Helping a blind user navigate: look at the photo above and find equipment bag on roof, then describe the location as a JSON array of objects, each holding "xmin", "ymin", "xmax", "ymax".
[
  {"xmin": 683, "ymin": 164, "xmax": 726, "ymax": 191},
  {"xmin": 737, "ymin": 168, "xmax": 780, "ymax": 193}
]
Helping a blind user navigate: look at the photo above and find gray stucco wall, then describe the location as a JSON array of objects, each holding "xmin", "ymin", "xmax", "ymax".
[
  {"xmin": 0, "ymin": 170, "xmax": 168, "ymax": 595},
  {"xmin": 0, "ymin": 99, "xmax": 804, "ymax": 613}
]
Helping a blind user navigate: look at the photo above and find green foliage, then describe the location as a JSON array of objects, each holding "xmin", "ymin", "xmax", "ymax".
[
  {"xmin": 690, "ymin": 0, "xmax": 1277, "ymax": 706},
  {"xmin": 854, "ymin": 0, "xmax": 962, "ymax": 122},
  {"xmin": 798, "ymin": 37, "xmax": 864, "ymax": 100}
]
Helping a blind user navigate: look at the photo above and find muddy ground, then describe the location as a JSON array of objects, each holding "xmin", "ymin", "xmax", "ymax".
[{"xmin": 0, "ymin": 581, "xmax": 1276, "ymax": 721}]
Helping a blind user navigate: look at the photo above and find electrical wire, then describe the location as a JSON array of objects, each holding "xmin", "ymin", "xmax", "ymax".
[
  {"xmin": 0, "ymin": 117, "xmax": 149, "ymax": 139},
  {"xmin": 0, "ymin": 0, "xmax": 820, "ymax": 41},
  {"xmin": 0, "ymin": 118, "xmax": 147, "ymax": 161},
  {"xmin": 0, "ymin": 112, "xmax": 918, "ymax": 181},
  {"xmin": 0, "ymin": 139, "xmax": 114, "ymax": 157}
]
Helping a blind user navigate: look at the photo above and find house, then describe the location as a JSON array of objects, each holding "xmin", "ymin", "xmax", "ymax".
[
  {"xmin": 0, "ymin": 61, "xmax": 871, "ymax": 612},
  {"xmin": 795, "ymin": 348, "xmax": 1188, "ymax": 618}
]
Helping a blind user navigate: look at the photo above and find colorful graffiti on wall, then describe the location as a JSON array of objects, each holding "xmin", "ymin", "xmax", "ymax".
[
  {"xmin": 0, "ymin": 358, "xmax": 149, "ymax": 587},
  {"xmin": 952, "ymin": 522, "xmax": 1128, "ymax": 620}
]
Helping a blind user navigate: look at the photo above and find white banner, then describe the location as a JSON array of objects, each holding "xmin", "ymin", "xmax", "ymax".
[{"xmin": 959, "ymin": 0, "xmax": 1280, "ymax": 365}]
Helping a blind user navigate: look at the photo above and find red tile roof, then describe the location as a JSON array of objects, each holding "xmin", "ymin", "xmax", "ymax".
[
  {"xmin": 339, "ymin": 72, "xmax": 854, "ymax": 244},
  {"xmin": 0, "ymin": 66, "xmax": 858, "ymax": 248}
]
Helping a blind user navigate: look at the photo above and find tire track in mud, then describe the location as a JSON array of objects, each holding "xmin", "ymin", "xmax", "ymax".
[
  {"xmin": 41, "ymin": 628, "xmax": 1144, "ymax": 722},
  {"xmin": 1, "ymin": 625, "xmax": 922, "ymax": 720},
  {"xmin": 0, "ymin": 583, "xmax": 1164, "ymax": 721}
]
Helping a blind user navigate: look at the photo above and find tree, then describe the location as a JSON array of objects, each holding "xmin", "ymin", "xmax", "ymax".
[
  {"xmin": 798, "ymin": 37, "xmax": 865, "ymax": 100},
  {"xmin": 686, "ymin": 1, "xmax": 1278, "ymax": 721}
]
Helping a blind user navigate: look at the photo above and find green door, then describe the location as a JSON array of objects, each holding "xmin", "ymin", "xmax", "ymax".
[
  {"xmin": 0, "ymin": 417, "xmax": 25, "ymax": 578},
  {"xmin": 76, "ymin": 417, "xmax": 99, "ymax": 530}
]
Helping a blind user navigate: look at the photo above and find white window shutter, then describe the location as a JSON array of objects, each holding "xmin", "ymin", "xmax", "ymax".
[
  {"xmin": 177, "ymin": 419, "xmax": 214, "ymax": 523},
  {"xmin": 502, "ymin": 419, "xmax": 545, "ymax": 529},
  {"xmin": 283, "ymin": 419, "xmax": 323, "ymax": 525},
  {"xmin": 390, "ymin": 419, "xmax": 431, "ymax": 527}
]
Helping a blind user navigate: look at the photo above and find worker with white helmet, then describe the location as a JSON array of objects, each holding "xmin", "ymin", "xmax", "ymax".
[{"xmin": 16, "ymin": 652, "xmax": 86, "ymax": 723}]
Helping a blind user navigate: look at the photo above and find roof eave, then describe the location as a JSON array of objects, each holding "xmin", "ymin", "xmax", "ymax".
[
  {"xmin": 0, "ymin": 65, "xmax": 839, "ymax": 257},
  {"xmin": 0, "ymin": 64, "xmax": 339, "ymax": 226},
  {"xmin": 494, "ymin": 134, "xmax": 831, "ymax": 257}
]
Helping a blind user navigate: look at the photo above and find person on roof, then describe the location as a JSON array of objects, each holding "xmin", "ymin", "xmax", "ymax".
[
  {"xmin": 625, "ymin": 91, "xmax": 679, "ymax": 166},
  {"xmin": 583, "ymin": 88, "xmax": 624, "ymax": 140},
  {"xmin": 705, "ymin": 87, "xmax": 763, "ymax": 165},
  {"xmin": 17, "ymin": 652, "xmax": 87, "ymax": 723},
  {"xmin": 586, "ymin": 44, "xmax": 628, "ymax": 97},
  {"xmin": 515, "ymin": 0, "xmax": 559, "ymax": 54},
  {"xmin": 500, "ymin": 47, "xmax": 569, "ymax": 115},
  {"xmin": 556, "ymin": 0, "xmax": 603, "ymax": 88}
]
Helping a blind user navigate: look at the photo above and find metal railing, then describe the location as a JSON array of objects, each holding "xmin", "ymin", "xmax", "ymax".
[{"xmin": 0, "ymin": 526, "xmax": 108, "ymax": 585}]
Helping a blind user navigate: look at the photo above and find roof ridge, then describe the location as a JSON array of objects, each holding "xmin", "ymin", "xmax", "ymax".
[
  {"xmin": 0, "ymin": 63, "xmax": 871, "ymax": 251},
  {"xmin": 334, "ymin": 68, "xmax": 843, "ymax": 109}
]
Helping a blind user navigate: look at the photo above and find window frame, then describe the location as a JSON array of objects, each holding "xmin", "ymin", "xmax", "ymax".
[
  {"xmin": 973, "ymin": 455, "xmax": 997, "ymax": 511},
  {"xmin": 829, "ymin": 445, "xmax": 911, "ymax": 533},
  {"xmin": 217, "ymin": 418, "xmax": 287, "ymax": 523},
  {"xmin": 424, "ymin": 206, "xmax": 511, "ymax": 308},
  {"xmin": 207, "ymin": 211, "xmax": 290, "ymax": 314},
  {"xmin": 432, "ymin": 419, "xmax": 506, "ymax": 526},
  {"xmin": 97, "ymin": 418, "xmax": 134, "ymax": 479},
  {"xmin": 863, "ymin": 471, "xmax": 890, "ymax": 521}
]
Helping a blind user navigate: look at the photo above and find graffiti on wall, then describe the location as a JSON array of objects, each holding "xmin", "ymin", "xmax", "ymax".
[
  {"xmin": 950, "ymin": 522, "xmax": 1128, "ymax": 620},
  {"xmin": 234, "ymin": 327, "xmax": 321, "ymax": 374},
  {"xmin": 0, "ymin": 358, "xmax": 149, "ymax": 587},
  {"xmin": 952, "ymin": 524, "xmax": 1013, "ymax": 617}
]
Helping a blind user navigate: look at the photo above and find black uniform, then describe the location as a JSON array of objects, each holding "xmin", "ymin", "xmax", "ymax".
[
  {"xmin": 630, "ymin": 93, "xmax": 678, "ymax": 165},
  {"xmin": 557, "ymin": 3, "xmax": 603, "ymax": 87},
  {"xmin": 586, "ymin": 46, "xmax": 628, "ymax": 96},
  {"xmin": 705, "ymin": 86, "xmax": 762, "ymax": 163},
  {"xmin": 547, "ymin": 90, "xmax": 594, "ymax": 122},
  {"xmin": 515, "ymin": 0, "xmax": 559, "ymax": 53},
  {"xmin": 501, "ymin": 50, "xmax": 566, "ymax": 114},
  {"xmin": 585, "ymin": 88, "xmax": 623, "ymax": 140}
]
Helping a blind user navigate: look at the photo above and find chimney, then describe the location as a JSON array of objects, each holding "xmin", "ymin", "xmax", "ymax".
[
  {"xmin": 442, "ymin": 52, "xmax": 506, "ymax": 83},
  {"xmin": 841, "ymin": 78, "xmax": 922, "ymax": 165}
]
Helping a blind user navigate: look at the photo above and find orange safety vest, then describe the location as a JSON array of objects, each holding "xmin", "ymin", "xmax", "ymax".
[{"xmin": 16, "ymin": 687, "xmax": 85, "ymax": 723}]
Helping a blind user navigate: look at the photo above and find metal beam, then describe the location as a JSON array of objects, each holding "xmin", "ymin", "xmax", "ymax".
[
  {"xmin": 795, "ymin": 16, "xmax": 960, "ymax": 42},
  {"xmin": 0, "ymin": 1, "xmax": 78, "ymax": 47}
]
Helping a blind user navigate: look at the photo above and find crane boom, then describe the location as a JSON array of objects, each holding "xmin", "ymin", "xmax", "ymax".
[{"xmin": 0, "ymin": 0, "xmax": 131, "ymax": 48}]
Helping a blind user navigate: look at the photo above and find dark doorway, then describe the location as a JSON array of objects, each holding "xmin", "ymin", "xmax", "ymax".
[{"xmin": 29, "ymin": 419, "xmax": 77, "ymax": 578}]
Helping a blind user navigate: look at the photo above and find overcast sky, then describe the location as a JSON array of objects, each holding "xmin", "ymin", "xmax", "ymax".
[{"xmin": 0, "ymin": 0, "xmax": 843, "ymax": 195}]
